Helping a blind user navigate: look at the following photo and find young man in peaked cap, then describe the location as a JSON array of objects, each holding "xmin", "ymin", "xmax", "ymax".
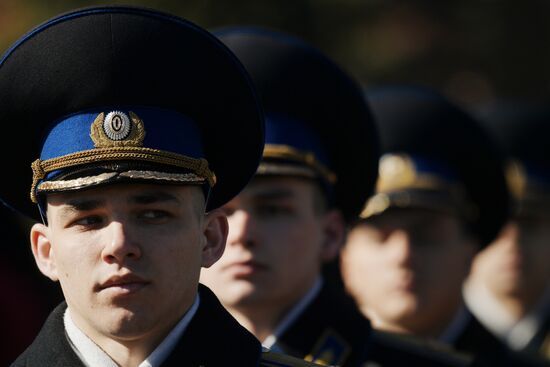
[
  {"xmin": 340, "ymin": 85, "xmax": 549, "ymax": 366},
  {"xmin": 464, "ymin": 100, "xmax": 550, "ymax": 361},
  {"xmin": 200, "ymin": 28, "xmax": 474, "ymax": 367},
  {"xmin": 1, "ymin": 6, "xmax": 321, "ymax": 367}
]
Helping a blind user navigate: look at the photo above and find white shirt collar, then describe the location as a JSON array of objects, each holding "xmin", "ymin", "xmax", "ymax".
[
  {"xmin": 262, "ymin": 277, "xmax": 323, "ymax": 350},
  {"xmin": 463, "ymin": 279, "xmax": 516, "ymax": 337},
  {"xmin": 64, "ymin": 294, "xmax": 200, "ymax": 367},
  {"xmin": 463, "ymin": 280, "xmax": 550, "ymax": 350}
]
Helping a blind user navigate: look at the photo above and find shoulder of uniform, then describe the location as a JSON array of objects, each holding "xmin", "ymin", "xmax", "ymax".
[
  {"xmin": 370, "ymin": 330, "xmax": 474, "ymax": 366},
  {"xmin": 261, "ymin": 348, "xmax": 327, "ymax": 366}
]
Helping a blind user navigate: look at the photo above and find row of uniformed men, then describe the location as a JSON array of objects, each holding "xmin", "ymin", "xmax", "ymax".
[{"xmin": 1, "ymin": 4, "xmax": 549, "ymax": 367}]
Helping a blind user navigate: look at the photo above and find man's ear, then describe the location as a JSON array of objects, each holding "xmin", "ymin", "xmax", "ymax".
[
  {"xmin": 201, "ymin": 208, "xmax": 229, "ymax": 268},
  {"xmin": 320, "ymin": 209, "xmax": 345, "ymax": 262},
  {"xmin": 30, "ymin": 222, "xmax": 59, "ymax": 281}
]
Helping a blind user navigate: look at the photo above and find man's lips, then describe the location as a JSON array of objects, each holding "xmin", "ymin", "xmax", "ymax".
[
  {"xmin": 224, "ymin": 260, "xmax": 268, "ymax": 277},
  {"xmin": 391, "ymin": 272, "xmax": 416, "ymax": 292},
  {"xmin": 500, "ymin": 255, "xmax": 524, "ymax": 272},
  {"xmin": 96, "ymin": 273, "xmax": 150, "ymax": 294}
]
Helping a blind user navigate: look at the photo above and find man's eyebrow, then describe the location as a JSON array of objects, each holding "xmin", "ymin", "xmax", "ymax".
[
  {"xmin": 62, "ymin": 198, "xmax": 104, "ymax": 212},
  {"xmin": 55, "ymin": 191, "xmax": 182, "ymax": 219},
  {"xmin": 253, "ymin": 188, "xmax": 295, "ymax": 200},
  {"xmin": 56, "ymin": 198, "xmax": 104, "ymax": 220},
  {"xmin": 129, "ymin": 191, "xmax": 182, "ymax": 205}
]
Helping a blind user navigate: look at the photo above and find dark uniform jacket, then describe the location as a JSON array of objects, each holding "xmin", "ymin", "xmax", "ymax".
[
  {"xmin": 452, "ymin": 307, "xmax": 550, "ymax": 367},
  {"xmin": 528, "ymin": 314, "xmax": 550, "ymax": 360},
  {"xmin": 11, "ymin": 285, "xmax": 318, "ymax": 367},
  {"xmin": 272, "ymin": 281, "xmax": 473, "ymax": 367}
]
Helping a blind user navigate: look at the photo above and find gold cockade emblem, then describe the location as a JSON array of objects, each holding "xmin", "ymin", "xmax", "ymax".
[{"xmin": 90, "ymin": 111, "xmax": 146, "ymax": 147}]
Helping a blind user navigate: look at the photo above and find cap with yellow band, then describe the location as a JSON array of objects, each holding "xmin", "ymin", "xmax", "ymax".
[
  {"xmin": 216, "ymin": 28, "xmax": 380, "ymax": 222},
  {"xmin": 476, "ymin": 100, "xmax": 550, "ymax": 217},
  {"xmin": 361, "ymin": 85, "xmax": 509, "ymax": 247}
]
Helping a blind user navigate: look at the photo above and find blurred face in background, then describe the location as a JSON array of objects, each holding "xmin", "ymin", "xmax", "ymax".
[
  {"xmin": 340, "ymin": 207, "xmax": 477, "ymax": 338},
  {"xmin": 200, "ymin": 176, "xmax": 343, "ymax": 316},
  {"xmin": 469, "ymin": 213, "xmax": 550, "ymax": 306}
]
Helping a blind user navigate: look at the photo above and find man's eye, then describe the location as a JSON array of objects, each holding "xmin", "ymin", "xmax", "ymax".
[
  {"xmin": 221, "ymin": 206, "xmax": 236, "ymax": 217},
  {"xmin": 139, "ymin": 210, "xmax": 171, "ymax": 220},
  {"xmin": 73, "ymin": 215, "xmax": 103, "ymax": 227},
  {"xmin": 256, "ymin": 204, "xmax": 291, "ymax": 216}
]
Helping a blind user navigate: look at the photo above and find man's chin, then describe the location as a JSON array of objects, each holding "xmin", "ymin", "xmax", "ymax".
[
  {"xmin": 373, "ymin": 297, "xmax": 422, "ymax": 324},
  {"xmin": 490, "ymin": 275, "xmax": 525, "ymax": 296},
  {"xmin": 216, "ymin": 281, "xmax": 265, "ymax": 306}
]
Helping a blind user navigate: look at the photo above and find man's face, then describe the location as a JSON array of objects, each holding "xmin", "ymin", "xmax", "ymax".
[
  {"xmin": 31, "ymin": 183, "xmax": 214, "ymax": 343},
  {"xmin": 340, "ymin": 207, "xmax": 476, "ymax": 334},
  {"xmin": 471, "ymin": 214, "xmax": 550, "ymax": 299},
  {"xmin": 200, "ymin": 176, "xmax": 338, "ymax": 311}
]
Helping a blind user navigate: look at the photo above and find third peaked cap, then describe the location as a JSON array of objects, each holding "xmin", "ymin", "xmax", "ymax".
[{"xmin": 364, "ymin": 85, "xmax": 509, "ymax": 246}]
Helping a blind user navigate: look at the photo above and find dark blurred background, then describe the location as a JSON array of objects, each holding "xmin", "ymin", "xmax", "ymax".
[{"xmin": 2, "ymin": 0, "xmax": 550, "ymax": 110}]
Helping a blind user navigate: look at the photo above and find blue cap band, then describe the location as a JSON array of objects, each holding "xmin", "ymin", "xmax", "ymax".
[{"xmin": 41, "ymin": 107, "xmax": 203, "ymax": 162}]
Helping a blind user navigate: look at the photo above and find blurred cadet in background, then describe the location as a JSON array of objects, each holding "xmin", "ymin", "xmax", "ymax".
[
  {"xmin": 464, "ymin": 101, "xmax": 550, "ymax": 360},
  {"xmin": 201, "ymin": 28, "xmax": 474, "ymax": 367},
  {"xmin": 339, "ymin": 85, "xmax": 549, "ymax": 366}
]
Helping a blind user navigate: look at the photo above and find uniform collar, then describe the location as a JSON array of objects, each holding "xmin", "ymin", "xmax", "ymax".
[
  {"xmin": 438, "ymin": 303, "xmax": 471, "ymax": 344},
  {"xmin": 64, "ymin": 295, "xmax": 200, "ymax": 367},
  {"xmin": 263, "ymin": 277, "xmax": 323, "ymax": 350}
]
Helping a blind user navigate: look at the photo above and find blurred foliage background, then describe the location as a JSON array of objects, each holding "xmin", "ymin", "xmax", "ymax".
[{"xmin": 1, "ymin": 0, "xmax": 549, "ymax": 110}]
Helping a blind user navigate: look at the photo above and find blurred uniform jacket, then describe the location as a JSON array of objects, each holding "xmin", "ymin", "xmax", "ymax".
[
  {"xmin": 270, "ymin": 280, "xmax": 474, "ymax": 367},
  {"xmin": 447, "ymin": 307, "xmax": 550, "ymax": 366}
]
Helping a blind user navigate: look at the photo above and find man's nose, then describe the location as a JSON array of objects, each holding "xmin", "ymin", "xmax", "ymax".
[
  {"xmin": 387, "ymin": 229, "xmax": 414, "ymax": 265},
  {"xmin": 101, "ymin": 220, "xmax": 142, "ymax": 264},
  {"xmin": 227, "ymin": 209, "xmax": 257, "ymax": 249}
]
